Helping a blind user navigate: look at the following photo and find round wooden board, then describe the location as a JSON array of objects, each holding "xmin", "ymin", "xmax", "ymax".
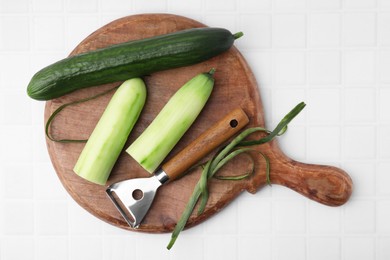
[{"xmin": 45, "ymin": 13, "xmax": 352, "ymax": 233}]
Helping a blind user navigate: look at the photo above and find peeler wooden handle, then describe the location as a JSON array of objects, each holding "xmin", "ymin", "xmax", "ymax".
[{"xmin": 161, "ymin": 108, "xmax": 249, "ymax": 181}]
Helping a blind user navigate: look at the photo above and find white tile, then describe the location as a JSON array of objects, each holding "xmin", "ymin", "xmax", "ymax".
[
  {"xmin": 30, "ymin": 97, "xmax": 45, "ymax": 125},
  {"xmin": 206, "ymin": 0, "xmax": 236, "ymax": 11},
  {"xmin": 308, "ymin": 201, "xmax": 341, "ymax": 233},
  {"xmin": 67, "ymin": 0, "xmax": 98, "ymax": 12},
  {"xmin": 0, "ymin": 53, "xmax": 31, "ymax": 90},
  {"xmin": 65, "ymin": 16, "xmax": 101, "ymax": 52},
  {"xmin": 102, "ymin": 222, "xmax": 129, "ymax": 235},
  {"xmin": 377, "ymin": 236, "xmax": 390, "ymax": 260},
  {"xmin": 343, "ymin": 126, "xmax": 376, "ymax": 159},
  {"xmin": 0, "ymin": 94, "xmax": 4, "ymax": 121},
  {"xmin": 377, "ymin": 163, "xmax": 390, "ymax": 196},
  {"xmin": 36, "ymin": 236, "xmax": 68, "ymax": 260},
  {"xmin": 308, "ymin": 0, "xmax": 341, "ymax": 9},
  {"xmin": 379, "ymin": 13, "xmax": 390, "ymax": 46},
  {"xmin": 2, "ymin": 201, "xmax": 34, "ymax": 235},
  {"xmin": 275, "ymin": 0, "xmax": 306, "ymax": 9},
  {"xmin": 137, "ymin": 235, "xmax": 170, "ymax": 260},
  {"xmin": 344, "ymin": 13, "xmax": 376, "ymax": 46},
  {"xmin": 344, "ymin": 88, "xmax": 376, "ymax": 122},
  {"xmin": 307, "ymin": 88, "xmax": 341, "ymax": 123},
  {"xmin": 2, "ymin": 237, "xmax": 34, "ymax": 260},
  {"xmin": 203, "ymin": 14, "xmax": 237, "ymax": 33},
  {"xmin": 238, "ymin": 236, "xmax": 272, "ymax": 260},
  {"xmin": 377, "ymin": 200, "xmax": 390, "ymax": 232},
  {"xmin": 344, "ymin": 0, "xmax": 377, "ymax": 9},
  {"xmin": 378, "ymin": 126, "xmax": 390, "ymax": 158},
  {"xmin": 69, "ymin": 201, "xmax": 102, "ymax": 235},
  {"xmin": 2, "ymin": 163, "xmax": 33, "ymax": 199},
  {"xmin": 379, "ymin": 88, "xmax": 390, "ymax": 121},
  {"xmin": 272, "ymin": 88, "xmax": 306, "ymax": 124},
  {"xmin": 274, "ymin": 52, "xmax": 306, "ymax": 85},
  {"xmin": 205, "ymin": 236, "xmax": 236, "ymax": 260},
  {"xmin": 34, "ymin": 163, "xmax": 68, "ymax": 200},
  {"xmin": 32, "ymin": 126, "xmax": 51, "ymax": 162},
  {"xmin": 273, "ymin": 14, "xmax": 306, "ymax": 48},
  {"xmin": 238, "ymin": 0, "xmax": 272, "ymax": 12},
  {"xmin": 69, "ymin": 236, "xmax": 103, "ymax": 260},
  {"xmin": 0, "ymin": 126, "xmax": 32, "ymax": 163},
  {"xmin": 378, "ymin": 51, "xmax": 390, "ymax": 83},
  {"xmin": 344, "ymin": 236, "xmax": 375, "ymax": 260},
  {"xmin": 33, "ymin": 0, "xmax": 63, "ymax": 12},
  {"xmin": 171, "ymin": 236, "xmax": 204, "ymax": 260},
  {"xmin": 1, "ymin": 92, "xmax": 32, "ymax": 124},
  {"xmin": 345, "ymin": 51, "xmax": 375, "ymax": 85},
  {"xmin": 33, "ymin": 16, "xmax": 64, "ymax": 51},
  {"xmin": 168, "ymin": 0, "xmax": 202, "ymax": 12},
  {"xmin": 242, "ymin": 51, "xmax": 272, "ymax": 86},
  {"xmin": 204, "ymin": 202, "xmax": 237, "ymax": 234},
  {"xmin": 307, "ymin": 126, "xmax": 340, "ymax": 160},
  {"xmin": 309, "ymin": 51, "xmax": 341, "ymax": 84},
  {"xmin": 342, "ymin": 162, "xmax": 375, "ymax": 197},
  {"xmin": 307, "ymin": 237, "xmax": 341, "ymax": 260},
  {"xmin": 36, "ymin": 201, "xmax": 68, "ymax": 235},
  {"xmin": 237, "ymin": 14, "xmax": 272, "ymax": 49},
  {"xmin": 274, "ymin": 200, "xmax": 306, "ymax": 233},
  {"xmin": 260, "ymin": 87, "xmax": 273, "ymax": 126},
  {"xmin": 379, "ymin": 0, "xmax": 390, "ymax": 8},
  {"xmin": 0, "ymin": 0, "xmax": 29, "ymax": 12},
  {"xmin": 238, "ymin": 198, "xmax": 272, "ymax": 234},
  {"xmin": 278, "ymin": 125, "xmax": 307, "ymax": 161},
  {"xmin": 344, "ymin": 200, "xmax": 376, "ymax": 233},
  {"xmin": 100, "ymin": 0, "xmax": 132, "ymax": 11},
  {"xmin": 0, "ymin": 16, "xmax": 30, "ymax": 51},
  {"xmin": 133, "ymin": 0, "xmax": 167, "ymax": 12},
  {"xmin": 273, "ymin": 236, "xmax": 306, "ymax": 260},
  {"xmin": 309, "ymin": 13, "xmax": 340, "ymax": 47},
  {"xmin": 102, "ymin": 236, "xmax": 136, "ymax": 260}
]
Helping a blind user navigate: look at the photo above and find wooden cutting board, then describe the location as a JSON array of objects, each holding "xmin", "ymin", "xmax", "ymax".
[{"xmin": 45, "ymin": 13, "xmax": 353, "ymax": 233}]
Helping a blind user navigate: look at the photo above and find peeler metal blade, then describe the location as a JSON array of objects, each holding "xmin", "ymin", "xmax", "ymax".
[{"xmin": 106, "ymin": 169, "xmax": 168, "ymax": 228}]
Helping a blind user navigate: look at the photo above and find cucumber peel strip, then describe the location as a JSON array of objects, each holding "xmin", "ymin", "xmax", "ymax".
[
  {"xmin": 45, "ymin": 86, "xmax": 119, "ymax": 143},
  {"xmin": 167, "ymin": 102, "xmax": 306, "ymax": 250}
]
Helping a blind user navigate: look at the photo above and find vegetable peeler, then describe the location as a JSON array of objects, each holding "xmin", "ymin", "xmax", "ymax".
[{"xmin": 106, "ymin": 108, "xmax": 249, "ymax": 228}]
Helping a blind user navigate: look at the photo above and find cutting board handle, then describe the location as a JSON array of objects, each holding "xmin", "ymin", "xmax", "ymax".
[{"xmin": 268, "ymin": 143, "xmax": 353, "ymax": 206}]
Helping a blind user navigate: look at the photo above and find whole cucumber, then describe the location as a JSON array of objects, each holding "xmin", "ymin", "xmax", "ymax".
[{"xmin": 27, "ymin": 28, "xmax": 243, "ymax": 100}]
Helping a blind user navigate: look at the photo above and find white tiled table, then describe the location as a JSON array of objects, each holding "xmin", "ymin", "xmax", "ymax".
[{"xmin": 1, "ymin": 0, "xmax": 390, "ymax": 259}]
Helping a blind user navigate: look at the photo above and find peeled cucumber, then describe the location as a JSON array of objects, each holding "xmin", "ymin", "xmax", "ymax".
[
  {"xmin": 74, "ymin": 78, "xmax": 147, "ymax": 185},
  {"xmin": 126, "ymin": 69, "xmax": 215, "ymax": 173}
]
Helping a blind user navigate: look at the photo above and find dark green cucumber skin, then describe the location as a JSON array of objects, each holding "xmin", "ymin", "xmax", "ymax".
[{"xmin": 27, "ymin": 27, "xmax": 236, "ymax": 100}]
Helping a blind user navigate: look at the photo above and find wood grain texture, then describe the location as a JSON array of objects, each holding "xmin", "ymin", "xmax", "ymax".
[{"xmin": 44, "ymin": 14, "xmax": 353, "ymax": 233}]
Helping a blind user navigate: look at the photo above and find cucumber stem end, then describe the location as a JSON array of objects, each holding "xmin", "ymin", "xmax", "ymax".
[{"xmin": 233, "ymin": 32, "xmax": 244, "ymax": 39}]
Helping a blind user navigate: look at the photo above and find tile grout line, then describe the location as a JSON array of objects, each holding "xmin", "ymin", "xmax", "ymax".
[
  {"xmin": 373, "ymin": 2, "xmax": 380, "ymax": 259},
  {"xmin": 303, "ymin": 1, "xmax": 309, "ymax": 259},
  {"xmin": 28, "ymin": 0, "xmax": 39, "ymax": 259},
  {"xmin": 339, "ymin": 1, "xmax": 348, "ymax": 259}
]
